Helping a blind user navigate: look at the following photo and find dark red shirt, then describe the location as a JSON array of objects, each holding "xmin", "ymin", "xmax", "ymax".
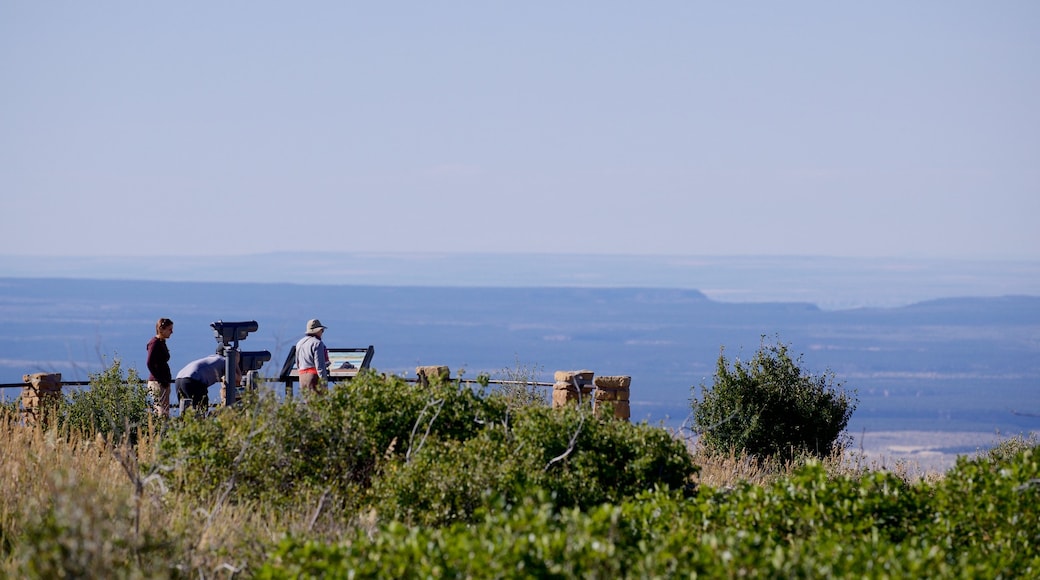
[{"xmin": 146, "ymin": 336, "xmax": 172, "ymax": 384}]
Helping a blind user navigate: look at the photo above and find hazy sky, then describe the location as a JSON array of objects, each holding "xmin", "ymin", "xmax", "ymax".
[{"xmin": 2, "ymin": 2, "xmax": 1038, "ymax": 259}]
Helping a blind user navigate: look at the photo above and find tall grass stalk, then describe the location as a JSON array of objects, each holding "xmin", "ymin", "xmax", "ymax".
[{"xmin": 0, "ymin": 414, "xmax": 333, "ymax": 577}]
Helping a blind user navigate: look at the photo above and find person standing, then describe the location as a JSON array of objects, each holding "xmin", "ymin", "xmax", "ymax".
[
  {"xmin": 146, "ymin": 317, "xmax": 174, "ymax": 418},
  {"xmin": 175, "ymin": 345, "xmax": 238, "ymax": 414},
  {"xmin": 295, "ymin": 319, "xmax": 329, "ymax": 395}
]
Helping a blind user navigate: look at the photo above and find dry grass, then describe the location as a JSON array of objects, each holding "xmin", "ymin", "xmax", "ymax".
[
  {"xmin": 0, "ymin": 404, "xmax": 388, "ymax": 578},
  {"xmin": 671, "ymin": 426, "xmax": 950, "ymax": 488},
  {"xmin": 0, "ymin": 412, "xmax": 331, "ymax": 577},
  {"xmin": 0, "ymin": 413, "xmax": 149, "ymax": 575}
]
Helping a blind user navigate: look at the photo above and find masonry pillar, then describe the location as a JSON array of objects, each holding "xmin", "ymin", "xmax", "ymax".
[
  {"xmin": 551, "ymin": 370, "xmax": 595, "ymax": 409},
  {"xmin": 416, "ymin": 365, "xmax": 451, "ymax": 387},
  {"xmin": 22, "ymin": 372, "xmax": 62, "ymax": 428},
  {"xmin": 593, "ymin": 375, "xmax": 631, "ymax": 421}
]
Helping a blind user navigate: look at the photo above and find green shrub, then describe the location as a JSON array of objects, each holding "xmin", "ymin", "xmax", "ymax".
[
  {"xmin": 368, "ymin": 405, "xmax": 699, "ymax": 526},
  {"xmin": 367, "ymin": 425, "xmax": 522, "ymax": 527},
  {"xmin": 153, "ymin": 371, "xmax": 512, "ymax": 508},
  {"xmin": 692, "ymin": 337, "xmax": 857, "ymax": 460},
  {"xmin": 155, "ymin": 371, "xmax": 697, "ymax": 525},
  {"xmin": 926, "ymin": 445, "xmax": 1040, "ymax": 575},
  {"xmin": 510, "ymin": 406, "xmax": 698, "ymax": 509},
  {"xmin": 695, "ymin": 461, "xmax": 930, "ymax": 545},
  {"xmin": 58, "ymin": 359, "xmax": 150, "ymax": 444},
  {"xmin": 260, "ymin": 450, "xmax": 1040, "ymax": 578},
  {"xmin": 258, "ymin": 497, "xmax": 629, "ymax": 579},
  {"xmin": 155, "ymin": 389, "xmax": 356, "ymax": 508}
]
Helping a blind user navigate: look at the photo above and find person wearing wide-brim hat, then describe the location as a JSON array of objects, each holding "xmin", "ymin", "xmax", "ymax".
[{"xmin": 295, "ymin": 319, "xmax": 330, "ymax": 395}]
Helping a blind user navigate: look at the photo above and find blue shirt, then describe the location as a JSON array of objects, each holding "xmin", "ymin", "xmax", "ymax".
[{"xmin": 175, "ymin": 355, "xmax": 226, "ymax": 386}]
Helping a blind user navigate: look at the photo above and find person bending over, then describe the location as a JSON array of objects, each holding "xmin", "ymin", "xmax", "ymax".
[{"xmin": 175, "ymin": 345, "xmax": 240, "ymax": 414}]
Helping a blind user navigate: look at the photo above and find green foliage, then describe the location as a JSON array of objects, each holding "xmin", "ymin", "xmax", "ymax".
[
  {"xmin": 7, "ymin": 360, "xmax": 1038, "ymax": 577},
  {"xmin": 692, "ymin": 337, "xmax": 857, "ymax": 460},
  {"xmin": 259, "ymin": 446, "xmax": 1040, "ymax": 578},
  {"xmin": 368, "ymin": 425, "xmax": 522, "ymax": 527},
  {"xmin": 154, "ymin": 371, "xmax": 513, "ymax": 508},
  {"xmin": 152, "ymin": 401, "xmax": 243, "ymax": 501},
  {"xmin": 926, "ymin": 446, "xmax": 1040, "ymax": 575},
  {"xmin": 369, "ymin": 405, "xmax": 699, "ymax": 526},
  {"xmin": 58, "ymin": 359, "xmax": 150, "ymax": 444},
  {"xmin": 258, "ymin": 498, "xmax": 631, "ymax": 579},
  {"xmin": 155, "ymin": 371, "xmax": 697, "ymax": 526},
  {"xmin": 509, "ymin": 406, "xmax": 697, "ymax": 509}
]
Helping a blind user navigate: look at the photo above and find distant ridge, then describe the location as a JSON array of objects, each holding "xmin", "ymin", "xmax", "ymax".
[{"xmin": 1, "ymin": 252, "xmax": 1038, "ymax": 310}]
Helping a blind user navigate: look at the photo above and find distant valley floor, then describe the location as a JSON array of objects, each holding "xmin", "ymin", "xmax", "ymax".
[{"xmin": 841, "ymin": 430, "xmax": 1034, "ymax": 475}]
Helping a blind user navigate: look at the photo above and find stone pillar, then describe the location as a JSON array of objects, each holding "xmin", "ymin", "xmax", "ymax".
[
  {"xmin": 551, "ymin": 370, "xmax": 594, "ymax": 409},
  {"xmin": 416, "ymin": 365, "xmax": 451, "ymax": 387},
  {"xmin": 22, "ymin": 372, "xmax": 62, "ymax": 427},
  {"xmin": 593, "ymin": 375, "xmax": 631, "ymax": 421}
]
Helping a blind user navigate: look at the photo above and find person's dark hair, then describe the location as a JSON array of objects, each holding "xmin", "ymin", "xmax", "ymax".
[{"xmin": 156, "ymin": 318, "xmax": 174, "ymax": 335}]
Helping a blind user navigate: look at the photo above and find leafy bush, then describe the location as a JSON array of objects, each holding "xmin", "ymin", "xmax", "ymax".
[
  {"xmin": 58, "ymin": 359, "xmax": 150, "ymax": 444},
  {"xmin": 367, "ymin": 425, "xmax": 522, "ymax": 527},
  {"xmin": 259, "ymin": 447, "xmax": 1040, "ymax": 578},
  {"xmin": 369, "ymin": 405, "xmax": 699, "ymax": 526},
  {"xmin": 925, "ymin": 445, "xmax": 1040, "ymax": 575},
  {"xmin": 153, "ymin": 371, "xmax": 512, "ymax": 508},
  {"xmin": 155, "ymin": 371, "xmax": 698, "ymax": 526},
  {"xmin": 509, "ymin": 406, "xmax": 698, "ymax": 509},
  {"xmin": 692, "ymin": 337, "xmax": 857, "ymax": 460}
]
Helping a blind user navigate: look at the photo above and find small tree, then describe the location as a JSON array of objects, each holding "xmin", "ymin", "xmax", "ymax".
[
  {"xmin": 58, "ymin": 358, "xmax": 150, "ymax": 444},
  {"xmin": 692, "ymin": 337, "xmax": 857, "ymax": 460}
]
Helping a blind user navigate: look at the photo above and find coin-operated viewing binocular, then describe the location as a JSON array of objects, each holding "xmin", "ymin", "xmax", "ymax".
[
  {"xmin": 238, "ymin": 350, "xmax": 272, "ymax": 372},
  {"xmin": 211, "ymin": 320, "xmax": 259, "ymax": 347},
  {"xmin": 210, "ymin": 320, "xmax": 266, "ymax": 406}
]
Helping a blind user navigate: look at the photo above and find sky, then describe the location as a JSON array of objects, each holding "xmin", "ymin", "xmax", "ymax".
[{"xmin": 2, "ymin": 2, "xmax": 1038, "ymax": 260}]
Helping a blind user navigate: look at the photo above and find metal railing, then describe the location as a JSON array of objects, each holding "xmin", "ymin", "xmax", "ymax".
[
  {"xmin": 0, "ymin": 377, "xmax": 555, "ymax": 392},
  {"xmin": 1, "ymin": 381, "xmax": 91, "ymax": 390}
]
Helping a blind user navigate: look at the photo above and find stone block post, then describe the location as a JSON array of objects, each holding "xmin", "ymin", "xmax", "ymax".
[
  {"xmin": 593, "ymin": 375, "xmax": 631, "ymax": 421},
  {"xmin": 551, "ymin": 370, "xmax": 595, "ymax": 408},
  {"xmin": 416, "ymin": 365, "xmax": 451, "ymax": 387},
  {"xmin": 22, "ymin": 372, "xmax": 62, "ymax": 427}
]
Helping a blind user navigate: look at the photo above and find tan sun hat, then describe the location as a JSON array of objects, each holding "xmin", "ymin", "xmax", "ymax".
[{"xmin": 306, "ymin": 319, "xmax": 327, "ymax": 335}]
